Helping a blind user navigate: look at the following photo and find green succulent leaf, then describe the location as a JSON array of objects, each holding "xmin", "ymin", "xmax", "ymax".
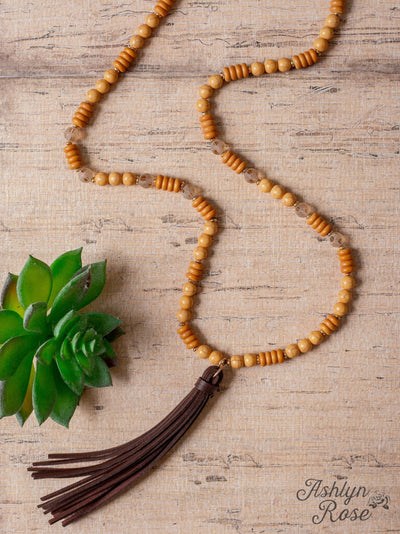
[
  {"xmin": 105, "ymin": 326, "xmax": 125, "ymax": 343},
  {"xmin": 70, "ymin": 331, "xmax": 83, "ymax": 353},
  {"xmin": 76, "ymin": 261, "xmax": 107, "ymax": 309},
  {"xmin": 85, "ymin": 313, "xmax": 122, "ymax": 337},
  {"xmin": 75, "ymin": 350, "xmax": 95, "ymax": 376},
  {"xmin": 102, "ymin": 338, "xmax": 118, "ymax": 367},
  {"xmin": 35, "ymin": 337, "xmax": 58, "ymax": 366},
  {"xmin": 53, "ymin": 310, "xmax": 80, "ymax": 339},
  {"xmin": 50, "ymin": 362, "xmax": 78, "ymax": 428},
  {"xmin": 16, "ymin": 256, "xmax": 53, "ymax": 310},
  {"xmin": 0, "ymin": 334, "xmax": 40, "ymax": 380},
  {"xmin": 0, "ymin": 351, "xmax": 35, "ymax": 417},
  {"xmin": 48, "ymin": 248, "xmax": 83, "ymax": 308},
  {"xmin": 87, "ymin": 336, "xmax": 106, "ymax": 357},
  {"xmin": 60, "ymin": 336, "xmax": 74, "ymax": 361},
  {"xmin": 49, "ymin": 267, "xmax": 91, "ymax": 326},
  {"xmin": 1, "ymin": 273, "xmax": 24, "ymax": 316},
  {"xmin": 85, "ymin": 355, "xmax": 112, "ymax": 388},
  {"xmin": 33, "ymin": 360, "xmax": 57, "ymax": 425},
  {"xmin": 0, "ymin": 309, "xmax": 25, "ymax": 344},
  {"xmin": 16, "ymin": 363, "xmax": 35, "ymax": 426},
  {"xmin": 56, "ymin": 351, "xmax": 85, "ymax": 396},
  {"xmin": 23, "ymin": 302, "xmax": 48, "ymax": 334}
]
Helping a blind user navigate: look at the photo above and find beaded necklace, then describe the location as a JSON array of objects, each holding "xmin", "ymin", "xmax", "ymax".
[{"xmin": 29, "ymin": 0, "xmax": 355, "ymax": 526}]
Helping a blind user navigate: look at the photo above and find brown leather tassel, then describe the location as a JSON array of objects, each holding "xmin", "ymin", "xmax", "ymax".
[{"xmin": 28, "ymin": 366, "xmax": 224, "ymax": 526}]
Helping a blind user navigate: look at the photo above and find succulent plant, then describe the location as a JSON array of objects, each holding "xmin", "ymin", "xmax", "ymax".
[{"xmin": 0, "ymin": 248, "xmax": 123, "ymax": 428}]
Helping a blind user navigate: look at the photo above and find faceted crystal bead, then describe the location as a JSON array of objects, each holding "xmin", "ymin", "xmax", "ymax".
[
  {"xmin": 181, "ymin": 183, "xmax": 202, "ymax": 200},
  {"xmin": 243, "ymin": 167, "xmax": 264, "ymax": 184},
  {"xmin": 76, "ymin": 167, "xmax": 95, "ymax": 183},
  {"xmin": 328, "ymin": 231, "xmax": 350, "ymax": 248},
  {"xmin": 209, "ymin": 138, "xmax": 229, "ymax": 155},
  {"xmin": 64, "ymin": 126, "xmax": 86, "ymax": 143},
  {"xmin": 138, "ymin": 174, "xmax": 154, "ymax": 188},
  {"xmin": 295, "ymin": 202, "xmax": 314, "ymax": 218}
]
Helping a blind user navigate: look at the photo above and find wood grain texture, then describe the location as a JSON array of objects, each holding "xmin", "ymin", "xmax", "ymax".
[{"xmin": 0, "ymin": 0, "xmax": 399, "ymax": 532}]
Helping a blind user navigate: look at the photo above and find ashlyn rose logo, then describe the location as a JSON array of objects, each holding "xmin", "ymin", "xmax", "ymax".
[{"xmin": 296, "ymin": 479, "xmax": 390, "ymax": 525}]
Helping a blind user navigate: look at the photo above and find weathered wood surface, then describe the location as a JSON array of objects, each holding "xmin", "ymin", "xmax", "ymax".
[{"xmin": 0, "ymin": 0, "xmax": 399, "ymax": 532}]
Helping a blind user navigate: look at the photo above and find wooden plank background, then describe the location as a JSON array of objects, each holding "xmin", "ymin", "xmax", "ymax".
[{"xmin": 0, "ymin": 0, "xmax": 399, "ymax": 532}]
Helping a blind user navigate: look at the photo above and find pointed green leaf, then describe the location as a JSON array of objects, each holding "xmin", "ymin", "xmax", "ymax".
[
  {"xmin": 0, "ymin": 309, "xmax": 25, "ymax": 344},
  {"xmin": 70, "ymin": 331, "xmax": 82, "ymax": 353},
  {"xmin": 16, "ymin": 256, "xmax": 53, "ymax": 309},
  {"xmin": 85, "ymin": 355, "xmax": 112, "ymax": 388},
  {"xmin": 16, "ymin": 363, "xmax": 35, "ymax": 426},
  {"xmin": 48, "ymin": 248, "xmax": 83, "ymax": 308},
  {"xmin": 0, "ymin": 334, "xmax": 40, "ymax": 380},
  {"xmin": 23, "ymin": 302, "xmax": 48, "ymax": 334},
  {"xmin": 49, "ymin": 267, "xmax": 91, "ymax": 326},
  {"xmin": 50, "ymin": 362, "xmax": 78, "ymax": 428},
  {"xmin": 1, "ymin": 273, "xmax": 24, "ymax": 316},
  {"xmin": 77, "ymin": 261, "xmax": 106, "ymax": 309},
  {"xmin": 60, "ymin": 336, "xmax": 74, "ymax": 361},
  {"xmin": 102, "ymin": 338, "xmax": 118, "ymax": 367},
  {"xmin": 75, "ymin": 350, "xmax": 95, "ymax": 376},
  {"xmin": 35, "ymin": 337, "xmax": 58, "ymax": 366},
  {"xmin": 33, "ymin": 360, "xmax": 57, "ymax": 425},
  {"xmin": 0, "ymin": 351, "xmax": 35, "ymax": 417},
  {"xmin": 56, "ymin": 351, "xmax": 84, "ymax": 396},
  {"xmin": 85, "ymin": 312, "xmax": 122, "ymax": 336},
  {"xmin": 53, "ymin": 310, "xmax": 80, "ymax": 339}
]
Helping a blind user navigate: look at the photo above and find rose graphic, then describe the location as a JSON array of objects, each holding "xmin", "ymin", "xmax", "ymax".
[{"xmin": 368, "ymin": 490, "xmax": 390, "ymax": 510}]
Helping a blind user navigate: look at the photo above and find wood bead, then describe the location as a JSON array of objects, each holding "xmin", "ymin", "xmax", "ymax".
[
  {"xmin": 330, "ymin": 0, "xmax": 345, "ymax": 14},
  {"xmin": 183, "ymin": 282, "xmax": 197, "ymax": 297},
  {"xmin": 278, "ymin": 58, "xmax": 292, "ymax": 72},
  {"xmin": 137, "ymin": 24, "xmax": 152, "ymax": 39},
  {"xmin": 337, "ymin": 248, "xmax": 354, "ymax": 273},
  {"xmin": 250, "ymin": 62, "xmax": 265, "ymax": 76},
  {"xmin": 122, "ymin": 172, "xmax": 136, "ymax": 185},
  {"xmin": 285, "ymin": 344, "xmax": 300, "ymax": 359},
  {"xmin": 154, "ymin": 0, "xmax": 175, "ymax": 17},
  {"xmin": 199, "ymin": 113, "xmax": 218, "ymax": 140},
  {"xmin": 341, "ymin": 277, "xmax": 355, "ymax": 292},
  {"xmin": 325, "ymin": 14, "xmax": 341, "ymax": 28},
  {"xmin": 155, "ymin": 175, "xmax": 181, "ymax": 192},
  {"xmin": 258, "ymin": 178, "xmax": 273, "ymax": 193},
  {"xmin": 198, "ymin": 233, "xmax": 213, "ymax": 248},
  {"xmin": 309, "ymin": 331, "xmax": 324, "ymax": 345},
  {"xmin": 113, "ymin": 47, "xmax": 136, "ymax": 72},
  {"xmin": 129, "ymin": 35, "xmax": 145, "ymax": 49},
  {"xmin": 292, "ymin": 49, "xmax": 318, "ymax": 69},
  {"xmin": 108, "ymin": 172, "xmax": 122, "ymax": 186},
  {"xmin": 193, "ymin": 246, "xmax": 208, "ymax": 261},
  {"xmin": 313, "ymin": 37, "xmax": 329, "ymax": 53},
  {"xmin": 199, "ymin": 84, "xmax": 213, "ymax": 99},
  {"xmin": 306, "ymin": 212, "xmax": 332, "ymax": 236},
  {"xmin": 72, "ymin": 102, "xmax": 94, "ymax": 128},
  {"xmin": 196, "ymin": 345, "xmax": 212, "ymax": 359},
  {"xmin": 86, "ymin": 89, "xmax": 101, "ymax": 104},
  {"xmin": 231, "ymin": 355, "xmax": 244, "ymax": 369},
  {"xmin": 221, "ymin": 150, "xmax": 247, "ymax": 174},
  {"xmin": 282, "ymin": 192, "xmax": 296, "ymax": 207},
  {"xmin": 179, "ymin": 295, "xmax": 194, "ymax": 309},
  {"xmin": 264, "ymin": 59, "xmax": 278, "ymax": 73},
  {"xmin": 260, "ymin": 350, "xmax": 284, "ymax": 365},
  {"xmin": 64, "ymin": 143, "xmax": 83, "ymax": 170},
  {"xmin": 177, "ymin": 324, "xmax": 200, "ymax": 349},
  {"xmin": 222, "ymin": 63, "xmax": 249, "ymax": 82},
  {"xmin": 176, "ymin": 308, "xmax": 191, "ymax": 322},
  {"xmin": 94, "ymin": 172, "xmax": 109, "ymax": 186},
  {"xmin": 196, "ymin": 98, "xmax": 210, "ymax": 113},
  {"xmin": 95, "ymin": 79, "xmax": 111, "ymax": 94},
  {"xmin": 298, "ymin": 338, "xmax": 313, "ymax": 353},
  {"xmin": 145, "ymin": 13, "xmax": 160, "ymax": 28},
  {"xmin": 203, "ymin": 221, "xmax": 218, "ymax": 236},
  {"xmin": 208, "ymin": 75, "xmax": 223, "ymax": 89},
  {"xmin": 333, "ymin": 301, "xmax": 348, "ymax": 317},
  {"xmin": 104, "ymin": 69, "xmax": 119, "ymax": 84},
  {"xmin": 320, "ymin": 26, "xmax": 335, "ymax": 40},
  {"xmin": 320, "ymin": 314, "xmax": 340, "ymax": 335},
  {"xmin": 186, "ymin": 261, "xmax": 204, "ymax": 282},
  {"xmin": 244, "ymin": 353, "xmax": 257, "ymax": 367},
  {"xmin": 338, "ymin": 289, "xmax": 352, "ymax": 303},
  {"xmin": 270, "ymin": 184, "xmax": 285, "ymax": 199},
  {"xmin": 192, "ymin": 196, "xmax": 217, "ymax": 220},
  {"xmin": 209, "ymin": 351, "xmax": 224, "ymax": 365}
]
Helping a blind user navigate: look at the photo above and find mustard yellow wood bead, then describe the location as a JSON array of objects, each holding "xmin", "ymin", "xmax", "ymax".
[
  {"xmin": 179, "ymin": 295, "xmax": 194, "ymax": 309},
  {"xmin": 129, "ymin": 34, "xmax": 145, "ymax": 49},
  {"xmin": 199, "ymin": 84, "xmax": 213, "ymax": 98},
  {"xmin": 94, "ymin": 172, "xmax": 109, "ymax": 186},
  {"xmin": 250, "ymin": 62, "xmax": 265, "ymax": 76},
  {"xmin": 122, "ymin": 172, "xmax": 136, "ymax": 185},
  {"xmin": 203, "ymin": 221, "xmax": 218, "ymax": 236},
  {"xmin": 108, "ymin": 172, "xmax": 122, "ymax": 186},
  {"xmin": 196, "ymin": 345, "xmax": 212, "ymax": 359},
  {"xmin": 338, "ymin": 289, "xmax": 352, "ymax": 303},
  {"xmin": 320, "ymin": 26, "xmax": 335, "ymax": 40},
  {"xmin": 176, "ymin": 308, "xmax": 191, "ymax": 322},
  {"xmin": 278, "ymin": 58, "xmax": 292, "ymax": 72},
  {"xmin": 231, "ymin": 355, "xmax": 244, "ymax": 369},
  {"xmin": 333, "ymin": 301, "xmax": 348, "ymax": 317},
  {"xmin": 104, "ymin": 69, "xmax": 119, "ymax": 84},
  {"xmin": 314, "ymin": 37, "xmax": 329, "ymax": 52},
  {"xmin": 198, "ymin": 233, "xmax": 213, "ymax": 247},
  {"xmin": 309, "ymin": 331, "xmax": 324, "ymax": 345},
  {"xmin": 270, "ymin": 184, "xmax": 285, "ymax": 199},
  {"xmin": 137, "ymin": 24, "xmax": 152, "ymax": 39},
  {"xmin": 244, "ymin": 353, "xmax": 258, "ymax": 367},
  {"xmin": 258, "ymin": 178, "xmax": 273, "ymax": 193},
  {"xmin": 193, "ymin": 246, "xmax": 208, "ymax": 260},
  {"xmin": 95, "ymin": 79, "xmax": 111, "ymax": 94},
  {"xmin": 145, "ymin": 13, "xmax": 160, "ymax": 28},
  {"xmin": 86, "ymin": 89, "xmax": 101, "ymax": 103},
  {"xmin": 341, "ymin": 275, "xmax": 355, "ymax": 289},
  {"xmin": 264, "ymin": 59, "xmax": 278, "ymax": 73},
  {"xmin": 209, "ymin": 351, "xmax": 224, "ymax": 365},
  {"xmin": 183, "ymin": 282, "xmax": 197, "ymax": 297},
  {"xmin": 208, "ymin": 75, "xmax": 223, "ymax": 89},
  {"xmin": 285, "ymin": 344, "xmax": 300, "ymax": 359},
  {"xmin": 282, "ymin": 192, "xmax": 296, "ymax": 207},
  {"xmin": 325, "ymin": 14, "xmax": 341, "ymax": 28},
  {"xmin": 196, "ymin": 98, "xmax": 211, "ymax": 113},
  {"xmin": 298, "ymin": 338, "xmax": 313, "ymax": 353}
]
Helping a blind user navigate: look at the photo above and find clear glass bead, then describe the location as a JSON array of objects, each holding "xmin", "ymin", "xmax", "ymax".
[
  {"xmin": 138, "ymin": 174, "xmax": 154, "ymax": 188},
  {"xmin": 243, "ymin": 167, "xmax": 264, "ymax": 184},
  {"xmin": 295, "ymin": 202, "xmax": 314, "ymax": 218},
  {"xmin": 209, "ymin": 138, "xmax": 228, "ymax": 155},
  {"xmin": 64, "ymin": 126, "xmax": 86, "ymax": 143},
  {"xmin": 76, "ymin": 167, "xmax": 95, "ymax": 183},
  {"xmin": 328, "ymin": 231, "xmax": 350, "ymax": 248},
  {"xmin": 181, "ymin": 183, "xmax": 202, "ymax": 200}
]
